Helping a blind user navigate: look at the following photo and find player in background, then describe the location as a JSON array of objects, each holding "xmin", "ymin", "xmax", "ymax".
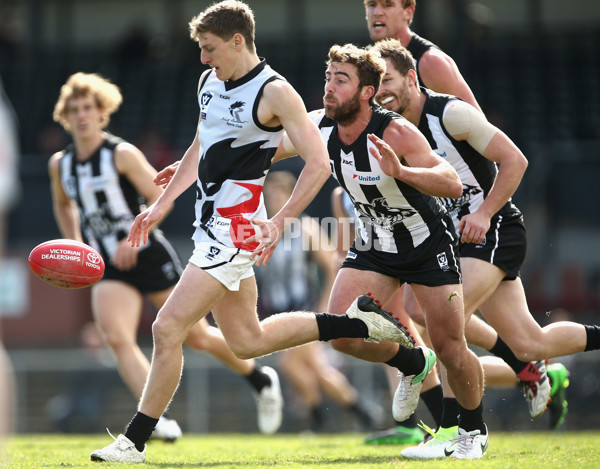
[
  {"xmin": 49, "ymin": 72, "xmax": 284, "ymax": 441},
  {"xmin": 91, "ymin": 2, "xmax": 413, "ymax": 463},
  {"xmin": 364, "ymin": 0, "xmax": 480, "ymax": 110},
  {"xmin": 0, "ymin": 77, "xmax": 20, "ymax": 457},
  {"xmin": 363, "ymin": 0, "xmax": 568, "ymax": 426},
  {"xmin": 258, "ymin": 171, "xmax": 385, "ymax": 433},
  {"xmin": 373, "ymin": 39, "xmax": 583, "ymax": 457}
]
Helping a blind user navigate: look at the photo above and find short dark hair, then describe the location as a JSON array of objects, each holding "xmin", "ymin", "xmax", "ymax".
[
  {"xmin": 369, "ymin": 38, "xmax": 416, "ymax": 77},
  {"xmin": 189, "ymin": 1, "xmax": 256, "ymax": 53}
]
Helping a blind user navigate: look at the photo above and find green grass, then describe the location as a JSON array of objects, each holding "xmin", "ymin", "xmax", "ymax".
[{"xmin": 4, "ymin": 432, "xmax": 600, "ymax": 468}]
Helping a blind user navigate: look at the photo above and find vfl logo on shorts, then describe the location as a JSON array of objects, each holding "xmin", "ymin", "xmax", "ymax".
[
  {"xmin": 437, "ymin": 252, "xmax": 450, "ymax": 271},
  {"xmin": 206, "ymin": 246, "xmax": 221, "ymax": 261},
  {"xmin": 346, "ymin": 251, "xmax": 357, "ymax": 260}
]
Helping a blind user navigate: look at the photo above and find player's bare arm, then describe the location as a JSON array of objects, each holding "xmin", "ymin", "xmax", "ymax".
[
  {"xmin": 248, "ymin": 80, "xmax": 330, "ymax": 265},
  {"xmin": 443, "ymin": 100, "xmax": 528, "ymax": 243},
  {"xmin": 368, "ymin": 121, "xmax": 462, "ymax": 198},
  {"xmin": 419, "ymin": 48, "xmax": 482, "ymax": 112},
  {"xmin": 48, "ymin": 152, "xmax": 82, "ymax": 241},
  {"xmin": 113, "ymin": 143, "xmax": 169, "ymax": 269}
]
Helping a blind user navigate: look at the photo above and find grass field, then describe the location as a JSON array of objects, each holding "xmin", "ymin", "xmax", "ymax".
[{"xmin": 4, "ymin": 432, "xmax": 600, "ymax": 468}]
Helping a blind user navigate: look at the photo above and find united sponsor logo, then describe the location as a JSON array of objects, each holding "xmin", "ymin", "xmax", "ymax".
[{"xmin": 353, "ymin": 174, "xmax": 381, "ymax": 182}]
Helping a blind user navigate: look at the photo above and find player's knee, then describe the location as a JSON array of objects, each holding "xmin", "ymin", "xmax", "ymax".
[
  {"xmin": 431, "ymin": 338, "xmax": 465, "ymax": 369},
  {"xmin": 152, "ymin": 316, "xmax": 187, "ymax": 349}
]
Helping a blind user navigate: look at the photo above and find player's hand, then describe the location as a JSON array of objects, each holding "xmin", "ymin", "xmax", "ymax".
[
  {"xmin": 111, "ymin": 238, "xmax": 140, "ymax": 271},
  {"xmin": 247, "ymin": 218, "xmax": 282, "ymax": 266},
  {"xmin": 154, "ymin": 160, "xmax": 180, "ymax": 188},
  {"xmin": 458, "ymin": 211, "xmax": 490, "ymax": 244},
  {"xmin": 368, "ymin": 133, "xmax": 404, "ymax": 180},
  {"xmin": 128, "ymin": 202, "xmax": 165, "ymax": 247}
]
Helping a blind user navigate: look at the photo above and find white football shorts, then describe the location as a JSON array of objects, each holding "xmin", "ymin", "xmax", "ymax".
[{"xmin": 188, "ymin": 232, "xmax": 255, "ymax": 291}]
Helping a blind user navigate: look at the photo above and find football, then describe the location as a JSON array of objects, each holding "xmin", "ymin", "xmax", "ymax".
[{"xmin": 28, "ymin": 239, "xmax": 105, "ymax": 289}]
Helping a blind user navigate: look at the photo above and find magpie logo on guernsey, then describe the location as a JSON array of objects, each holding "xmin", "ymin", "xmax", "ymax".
[
  {"xmin": 200, "ymin": 91, "xmax": 214, "ymax": 120},
  {"xmin": 222, "ymin": 101, "xmax": 247, "ymax": 128}
]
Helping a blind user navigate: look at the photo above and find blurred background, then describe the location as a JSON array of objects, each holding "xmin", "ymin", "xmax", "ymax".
[{"xmin": 1, "ymin": 0, "xmax": 599, "ymax": 435}]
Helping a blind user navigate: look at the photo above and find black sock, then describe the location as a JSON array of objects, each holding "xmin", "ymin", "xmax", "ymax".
[
  {"xmin": 584, "ymin": 325, "xmax": 600, "ymax": 351},
  {"xmin": 440, "ymin": 397, "xmax": 460, "ymax": 429},
  {"xmin": 315, "ymin": 313, "xmax": 368, "ymax": 341},
  {"xmin": 124, "ymin": 411, "xmax": 159, "ymax": 452},
  {"xmin": 385, "ymin": 347, "xmax": 425, "ymax": 376},
  {"xmin": 245, "ymin": 365, "xmax": 271, "ymax": 393},
  {"xmin": 458, "ymin": 402, "xmax": 486, "ymax": 434},
  {"xmin": 400, "ymin": 413, "xmax": 418, "ymax": 429},
  {"xmin": 421, "ymin": 385, "xmax": 443, "ymax": 428},
  {"xmin": 489, "ymin": 336, "xmax": 535, "ymax": 379}
]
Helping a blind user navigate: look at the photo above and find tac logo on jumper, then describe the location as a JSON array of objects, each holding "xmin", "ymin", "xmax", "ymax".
[{"xmin": 200, "ymin": 91, "xmax": 214, "ymax": 120}]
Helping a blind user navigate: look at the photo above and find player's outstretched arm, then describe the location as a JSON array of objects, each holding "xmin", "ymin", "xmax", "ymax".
[{"xmin": 48, "ymin": 152, "xmax": 82, "ymax": 241}]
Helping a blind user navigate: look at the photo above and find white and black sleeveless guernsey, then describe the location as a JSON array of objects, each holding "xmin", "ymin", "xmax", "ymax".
[
  {"xmin": 194, "ymin": 59, "xmax": 284, "ymax": 251},
  {"xmin": 59, "ymin": 133, "xmax": 151, "ymax": 259},
  {"xmin": 406, "ymin": 33, "xmax": 440, "ymax": 88},
  {"xmin": 58, "ymin": 133, "xmax": 182, "ymax": 291},
  {"xmin": 314, "ymin": 106, "xmax": 449, "ymax": 257},
  {"xmin": 416, "ymin": 88, "xmax": 521, "ymax": 230}
]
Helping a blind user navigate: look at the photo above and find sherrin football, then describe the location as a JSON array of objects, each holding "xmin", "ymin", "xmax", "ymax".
[{"xmin": 28, "ymin": 239, "xmax": 105, "ymax": 289}]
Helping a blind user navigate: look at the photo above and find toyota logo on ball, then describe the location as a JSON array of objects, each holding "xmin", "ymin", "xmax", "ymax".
[{"xmin": 87, "ymin": 252, "xmax": 101, "ymax": 264}]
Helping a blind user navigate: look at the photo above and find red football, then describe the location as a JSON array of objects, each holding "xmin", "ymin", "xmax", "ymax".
[{"xmin": 28, "ymin": 239, "xmax": 105, "ymax": 289}]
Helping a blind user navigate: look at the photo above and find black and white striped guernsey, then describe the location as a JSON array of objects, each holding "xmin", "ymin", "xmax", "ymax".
[
  {"xmin": 416, "ymin": 88, "xmax": 520, "ymax": 229},
  {"xmin": 312, "ymin": 106, "xmax": 447, "ymax": 255},
  {"xmin": 58, "ymin": 133, "xmax": 148, "ymax": 260}
]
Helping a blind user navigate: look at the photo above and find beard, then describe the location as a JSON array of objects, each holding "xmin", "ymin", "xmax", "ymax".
[
  {"xmin": 388, "ymin": 82, "xmax": 411, "ymax": 115},
  {"xmin": 323, "ymin": 89, "xmax": 362, "ymax": 126}
]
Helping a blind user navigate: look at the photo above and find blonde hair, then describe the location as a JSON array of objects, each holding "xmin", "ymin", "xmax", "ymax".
[{"xmin": 53, "ymin": 72, "xmax": 122, "ymax": 132}]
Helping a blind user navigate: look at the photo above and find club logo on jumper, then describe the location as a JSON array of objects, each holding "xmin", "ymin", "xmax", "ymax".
[
  {"xmin": 437, "ymin": 252, "xmax": 450, "ymax": 271},
  {"xmin": 222, "ymin": 101, "xmax": 247, "ymax": 128},
  {"xmin": 205, "ymin": 245, "xmax": 221, "ymax": 261},
  {"xmin": 440, "ymin": 183, "xmax": 483, "ymax": 217},
  {"xmin": 200, "ymin": 91, "xmax": 214, "ymax": 120},
  {"xmin": 353, "ymin": 174, "xmax": 381, "ymax": 182}
]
